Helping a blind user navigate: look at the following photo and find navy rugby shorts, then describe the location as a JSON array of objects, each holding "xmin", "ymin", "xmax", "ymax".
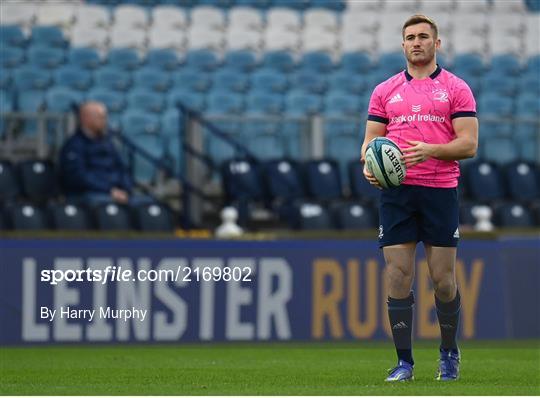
[{"xmin": 378, "ymin": 184, "xmax": 460, "ymax": 248}]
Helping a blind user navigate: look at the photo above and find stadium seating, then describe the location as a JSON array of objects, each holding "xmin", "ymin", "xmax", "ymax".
[
  {"xmin": 303, "ymin": 159, "xmax": 342, "ymax": 201},
  {"xmin": 289, "ymin": 201, "xmax": 332, "ymax": 230},
  {"xmin": 0, "ymin": 160, "xmax": 20, "ymax": 204},
  {"xmin": 7, "ymin": 203, "xmax": 49, "ymax": 230},
  {"xmin": 494, "ymin": 203, "xmax": 535, "ymax": 228},
  {"xmin": 331, "ymin": 201, "xmax": 377, "ymax": 230},
  {"xmin": 1, "ymin": 0, "xmax": 539, "ymax": 233},
  {"xmin": 134, "ymin": 202, "xmax": 175, "ymax": 231},
  {"xmin": 503, "ymin": 161, "xmax": 540, "ymax": 203},
  {"xmin": 18, "ymin": 159, "xmax": 59, "ymax": 203},
  {"xmin": 464, "ymin": 161, "xmax": 506, "ymax": 203},
  {"xmin": 94, "ymin": 203, "xmax": 133, "ymax": 230},
  {"xmin": 49, "ymin": 203, "xmax": 91, "ymax": 230}
]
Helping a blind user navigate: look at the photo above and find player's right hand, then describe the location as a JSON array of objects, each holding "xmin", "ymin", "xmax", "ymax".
[{"xmin": 363, "ymin": 163, "xmax": 382, "ymax": 190}]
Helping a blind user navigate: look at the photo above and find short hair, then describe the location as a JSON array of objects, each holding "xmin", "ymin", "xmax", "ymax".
[{"xmin": 402, "ymin": 14, "xmax": 438, "ymax": 39}]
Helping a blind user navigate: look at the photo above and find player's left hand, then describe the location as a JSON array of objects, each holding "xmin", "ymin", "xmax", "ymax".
[{"xmin": 402, "ymin": 140, "xmax": 435, "ymax": 168}]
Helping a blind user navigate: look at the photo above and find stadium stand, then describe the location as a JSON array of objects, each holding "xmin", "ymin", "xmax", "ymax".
[{"xmin": 0, "ymin": 0, "xmax": 539, "ymax": 232}]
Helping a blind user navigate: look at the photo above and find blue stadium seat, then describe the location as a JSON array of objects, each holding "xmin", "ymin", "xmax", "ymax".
[
  {"xmin": 477, "ymin": 94, "xmax": 513, "ymax": 137},
  {"xmin": 0, "ymin": 69, "xmax": 12, "ymax": 93},
  {"xmin": 289, "ymin": 69, "xmax": 328, "ymax": 94},
  {"xmin": 127, "ymin": 89, "xmax": 166, "ymax": 113},
  {"xmin": 0, "ymin": 91, "xmax": 13, "ymax": 136},
  {"xmin": 18, "ymin": 159, "xmax": 59, "ymax": 203},
  {"xmin": 340, "ymin": 51, "xmax": 372, "ymax": 73},
  {"xmin": 311, "ymin": 0, "xmax": 346, "ymax": 10},
  {"xmin": 212, "ymin": 68, "xmax": 249, "ymax": 93},
  {"xmin": 131, "ymin": 134, "xmax": 165, "ymax": 183},
  {"xmin": 482, "ymin": 137, "xmax": 518, "ymax": 165},
  {"xmin": 134, "ymin": 202, "xmax": 174, "ymax": 231},
  {"xmin": 167, "ymin": 89, "xmax": 206, "ymax": 112},
  {"xmin": 27, "ymin": 46, "xmax": 65, "ymax": 69},
  {"xmin": 49, "ymin": 203, "xmax": 91, "ymax": 230},
  {"xmin": 94, "ymin": 66, "xmax": 132, "ymax": 92},
  {"xmin": 517, "ymin": 73, "xmax": 540, "ymax": 96},
  {"xmin": 8, "ymin": 203, "xmax": 49, "ymax": 230},
  {"xmin": 452, "ymin": 53, "xmax": 485, "ymax": 76},
  {"xmin": 121, "ymin": 110, "xmax": 161, "ymax": 135},
  {"xmin": 300, "ymin": 51, "xmax": 334, "ymax": 73},
  {"xmin": 221, "ymin": 158, "xmax": 264, "ymax": 203},
  {"xmin": 464, "ymin": 161, "xmax": 506, "ymax": 202},
  {"xmin": 245, "ymin": 92, "xmax": 284, "ymax": 115},
  {"xmin": 0, "ymin": 160, "xmax": 20, "ymax": 204},
  {"xmin": 517, "ymin": 136, "xmax": 539, "ymax": 164},
  {"xmin": 54, "ymin": 66, "xmax": 93, "ymax": 91},
  {"xmin": 172, "ymin": 68, "xmax": 211, "ymax": 92},
  {"xmin": 31, "ymin": 26, "xmax": 66, "ymax": 48},
  {"xmin": 235, "ymin": 0, "xmax": 271, "ymax": 8},
  {"xmin": 145, "ymin": 48, "xmax": 182, "ymax": 71},
  {"xmin": 494, "ymin": 203, "xmax": 534, "ymax": 228},
  {"xmin": 161, "ymin": 108, "xmax": 181, "ymax": 137},
  {"xmin": 489, "ymin": 54, "xmax": 522, "ymax": 77},
  {"xmin": 377, "ymin": 52, "xmax": 405, "ymax": 76},
  {"xmin": 0, "ymin": 25, "xmax": 27, "ymax": 47},
  {"xmin": 199, "ymin": 0, "xmax": 234, "ymax": 7},
  {"xmin": 45, "ymin": 87, "xmax": 83, "ymax": 112},
  {"xmin": 285, "ymin": 90, "xmax": 323, "ymax": 116},
  {"xmin": 324, "ymin": 91, "xmax": 361, "ymax": 116},
  {"xmin": 86, "ymin": 87, "xmax": 126, "ymax": 114},
  {"xmin": 246, "ymin": 132, "xmax": 285, "ymax": 160},
  {"xmin": 348, "ymin": 160, "xmax": 380, "ymax": 205},
  {"xmin": 289, "ymin": 201, "xmax": 332, "ymax": 230},
  {"xmin": 481, "ymin": 72, "xmax": 517, "ymax": 96},
  {"xmin": 250, "ymin": 68, "xmax": 288, "ymax": 94},
  {"xmin": 17, "ymin": 90, "xmax": 45, "ymax": 118},
  {"xmin": 133, "ymin": 67, "xmax": 171, "ymax": 92},
  {"xmin": 262, "ymin": 50, "xmax": 296, "ymax": 72},
  {"xmin": 68, "ymin": 47, "xmax": 102, "ymax": 70},
  {"xmin": 107, "ymin": 48, "xmax": 141, "ymax": 71},
  {"xmin": 273, "ymin": 0, "xmax": 307, "ymax": 9},
  {"xmin": 328, "ymin": 70, "xmax": 367, "ymax": 95},
  {"xmin": 207, "ymin": 124, "xmax": 244, "ymax": 165},
  {"xmin": 164, "ymin": 135, "xmax": 184, "ymax": 175},
  {"xmin": 14, "ymin": 66, "xmax": 51, "ymax": 90},
  {"xmin": 503, "ymin": 161, "xmax": 540, "ymax": 202},
  {"xmin": 94, "ymin": 203, "xmax": 133, "ymax": 230},
  {"xmin": 185, "ymin": 49, "xmax": 221, "ymax": 72},
  {"xmin": 262, "ymin": 158, "xmax": 305, "ymax": 203},
  {"xmin": 326, "ymin": 134, "xmax": 362, "ymax": 168},
  {"xmin": 331, "ymin": 201, "xmax": 377, "ymax": 230},
  {"xmin": 207, "ymin": 91, "xmax": 244, "ymax": 114},
  {"xmin": 525, "ymin": 54, "xmax": 540, "ymax": 76},
  {"xmin": 224, "ymin": 50, "xmax": 258, "ymax": 72},
  {"xmin": 304, "ymin": 159, "xmax": 342, "ymax": 200},
  {"xmin": 0, "ymin": 46, "xmax": 25, "ymax": 68},
  {"xmin": 515, "ymin": 93, "xmax": 540, "ymax": 139}
]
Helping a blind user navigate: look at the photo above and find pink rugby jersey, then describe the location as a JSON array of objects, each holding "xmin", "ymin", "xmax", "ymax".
[{"xmin": 367, "ymin": 66, "xmax": 477, "ymax": 188}]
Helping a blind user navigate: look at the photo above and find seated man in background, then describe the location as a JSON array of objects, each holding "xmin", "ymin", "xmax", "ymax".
[{"xmin": 59, "ymin": 101, "xmax": 134, "ymax": 205}]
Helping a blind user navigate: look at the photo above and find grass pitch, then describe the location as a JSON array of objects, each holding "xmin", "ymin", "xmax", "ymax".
[{"xmin": 1, "ymin": 340, "xmax": 539, "ymax": 395}]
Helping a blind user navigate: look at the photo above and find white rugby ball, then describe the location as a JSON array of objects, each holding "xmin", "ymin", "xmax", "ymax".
[{"xmin": 365, "ymin": 137, "xmax": 406, "ymax": 188}]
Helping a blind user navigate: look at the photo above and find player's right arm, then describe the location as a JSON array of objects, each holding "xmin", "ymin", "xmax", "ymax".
[{"xmin": 361, "ymin": 120, "xmax": 387, "ymax": 189}]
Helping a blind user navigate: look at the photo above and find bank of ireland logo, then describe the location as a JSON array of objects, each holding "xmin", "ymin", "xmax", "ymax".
[{"xmin": 411, "ymin": 104, "xmax": 421, "ymax": 112}]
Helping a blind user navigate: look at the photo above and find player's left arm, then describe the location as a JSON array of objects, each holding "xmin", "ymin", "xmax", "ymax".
[{"xmin": 402, "ymin": 117, "xmax": 478, "ymax": 167}]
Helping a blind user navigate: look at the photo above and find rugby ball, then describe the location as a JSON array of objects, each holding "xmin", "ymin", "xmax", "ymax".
[{"xmin": 365, "ymin": 137, "xmax": 406, "ymax": 189}]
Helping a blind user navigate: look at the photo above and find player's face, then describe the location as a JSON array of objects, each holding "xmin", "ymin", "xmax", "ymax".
[{"xmin": 402, "ymin": 23, "xmax": 440, "ymax": 66}]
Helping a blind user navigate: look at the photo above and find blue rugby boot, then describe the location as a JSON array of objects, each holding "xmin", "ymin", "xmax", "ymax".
[
  {"xmin": 436, "ymin": 348, "xmax": 460, "ymax": 381},
  {"xmin": 385, "ymin": 360, "xmax": 414, "ymax": 382}
]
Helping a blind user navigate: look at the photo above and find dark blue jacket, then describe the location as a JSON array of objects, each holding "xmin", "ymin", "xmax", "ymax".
[{"xmin": 59, "ymin": 129, "xmax": 132, "ymax": 195}]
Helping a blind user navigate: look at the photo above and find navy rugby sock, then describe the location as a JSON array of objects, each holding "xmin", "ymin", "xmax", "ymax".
[
  {"xmin": 435, "ymin": 289, "xmax": 461, "ymax": 351},
  {"xmin": 387, "ymin": 292, "xmax": 415, "ymax": 365}
]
